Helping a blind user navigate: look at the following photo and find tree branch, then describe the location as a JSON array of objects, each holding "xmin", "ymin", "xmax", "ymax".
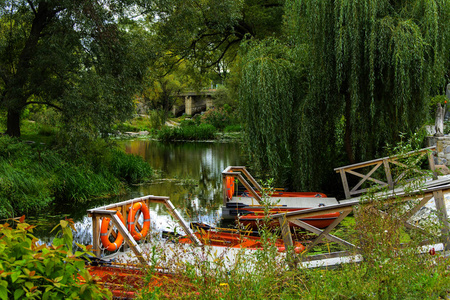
[
  {"xmin": 206, "ymin": 38, "xmax": 241, "ymax": 68},
  {"xmin": 25, "ymin": 101, "xmax": 63, "ymax": 111},
  {"xmin": 26, "ymin": 0, "xmax": 37, "ymax": 15}
]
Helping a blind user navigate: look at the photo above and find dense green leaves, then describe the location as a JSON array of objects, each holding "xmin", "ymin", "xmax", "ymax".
[
  {"xmin": 148, "ymin": 0, "xmax": 285, "ymax": 73},
  {"xmin": 241, "ymin": 0, "xmax": 450, "ymax": 191},
  {"xmin": 290, "ymin": 0, "xmax": 450, "ymax": 161},
  {"xmin": 0, "ymin": 0, "xmax": 149, "ymax": 137},
  {"xmin": 0, "ymin": 136, "xmax": 153, "ymax": 218},
  {"xmin": 0, "ymin": 219, "xmax": 110, "ymax": 299},
  {"xmin": 240, "ymin": 39, "xmax": 306, "ymax": 188}
]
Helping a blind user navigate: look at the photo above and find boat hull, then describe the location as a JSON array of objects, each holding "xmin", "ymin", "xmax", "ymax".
[
  {"xmin": 237, "ymin": 208, "xmax": 339, "ymax": 230},
  {"xmin": 177, "ymin": 230, "xmax": 305, "ymax": 253}
]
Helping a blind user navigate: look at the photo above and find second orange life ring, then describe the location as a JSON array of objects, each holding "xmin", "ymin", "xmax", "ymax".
[
  {"xmin": 226, "ymin": 176, "xmax": 235, "ymax": 200},
  {"xmin": 100, "ymin": 211, "xmax": 126, "ymax": 252},
  {"xmin": 127, "ymin": 202, "xmax": 151, "ymax": 241}
]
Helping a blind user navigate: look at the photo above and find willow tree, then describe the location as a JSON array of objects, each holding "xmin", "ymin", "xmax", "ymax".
[
  {"xmin": 240, "ymin": 40, "xmax": 307, "ymax": 188},
  {"xmin": 241, "ymin": 0, "xmax": 450, "ymax": 191},
  {"xmin": 288, "ymin": 0, "xmax": 450, "ymax": 164}
]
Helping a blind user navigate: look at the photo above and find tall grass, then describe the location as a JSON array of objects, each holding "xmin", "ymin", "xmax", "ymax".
[
  {"xmin": 109, "ymin": 149, "xmax": 153, "ymax": 184},
  {"xmin": 0, "ymin": 136, "xmax": 153, "ymax": 218}
]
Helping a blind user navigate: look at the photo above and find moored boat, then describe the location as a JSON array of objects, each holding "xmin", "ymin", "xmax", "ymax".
[
  {"xmin": 177, "ymin": 227, "xmax": 305, "ymax": 253},
  {"xmin": 237, "ymin": 210, "xmax": 339, "ymax": 230}
]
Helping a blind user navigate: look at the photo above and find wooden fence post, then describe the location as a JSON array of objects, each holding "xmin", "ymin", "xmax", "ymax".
[
  {"xmin": 433, "ymin": 190, "xmax": 450, "ymax": 251},
  {"xmin": 383, "ymin": 159, "xmax": 394, "ymax": 190},
  {"xmin": 339, "ymin": 169, "xmax": 351, "ymax": 199},
  {"xmin": 278, "ymin": 214, "xmax": 298, "ymax": 269}
]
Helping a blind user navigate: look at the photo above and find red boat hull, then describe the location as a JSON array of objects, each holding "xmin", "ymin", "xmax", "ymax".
[
  {"xmin": 244, "ymin": 191, "xmax": 327, "ymax": 198},
  {"xmin": 237, "ymin": 208, "xmax": 339, "ymax": 230},
  {"xmin": 178, "ymin": 230, "xmax": 305, "ymax": 253}
]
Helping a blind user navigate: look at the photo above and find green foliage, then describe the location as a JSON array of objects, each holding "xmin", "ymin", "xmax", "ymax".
[
  {"xmin": 157, "ymin": 124, "xmax": 217, "ymax": 141},
  {"xmin": 52, "ymin": 164, "xmax": 122, "ymax": 203},
  {"xmin": 281, "ymin": 0, "xmax": 450, "ymax": 190},
  {"xmin": 0, "ymin": 1, "xmax": 149, "ymax": 137},
  {"xmin": 0, "ymin": 219, "xmax": 110, "ymax": 299},
  {"xmin": 109, "ymin": 150, "xmax": 153, "ymax": 184},
  {"xmin": 180, "ymin": 119, "xmax": 196, "ymax": 127},
  {"xmin": 0, "ymin": 136, "xmax": 153, "ymax": 218},
  {"xmin": 200, "ymin": 107, "xmax": 235, "ymax": 130},
  {"xmin": 429, "ymin": 95, "xmax": 448, "ymax": 117},
  {"xmin": 148, "ymin": 0, "xmax": 285, "ymax": 73},
  {"xmin": 224, "ymin": 124, "xmax": 242, "ymax": 132},
  {"xmin": 239, "ymin": 38, "xmax": 306, "ymax": 189}
]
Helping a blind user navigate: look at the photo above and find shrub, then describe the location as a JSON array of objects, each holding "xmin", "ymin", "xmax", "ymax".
[
  {"xmin": 37, "ymin": 124, "xmax": 57, "ymax": 136},
  {"xmin": 180, "ymin": 119, "xmax": 195, "ymax": 127},
  {"xmin": 0, "ymin": 136, "xmax": 153, "ymax": 217},
  {"xmin": 0, "ymin": 218, "xmax": 110, "ymax": 299},
  {"xmin": 224, "ymin": 124, "xmax": 242, "ymax": 132},
  {"xmin": 200, "ymin": 107, "xmax": 234, "ymax": 130},
  {"xmin": 0, "ymin": 159, "xmax": 53, "ymax": 217},
  {"xmin": 157, "ymin": 124, "xmax": 216, "ymax": 141},
  {"xmin": 109, "ymin": 150, "xmax": 153, "ymax": 184},
  {"xmin": 52, "ymin": 164, "xmax": 122, "ymax": 202}
]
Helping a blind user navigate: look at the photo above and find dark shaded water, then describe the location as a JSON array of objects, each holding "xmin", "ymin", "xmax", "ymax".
[{"xmin": 33, "ymin": 140, "xmax": 246, "ymax": 245}]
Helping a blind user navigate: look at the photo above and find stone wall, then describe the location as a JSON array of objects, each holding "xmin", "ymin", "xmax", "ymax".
[{"xmin": 428, "ymin": 136, "xmax": 450, "ymax": 165}]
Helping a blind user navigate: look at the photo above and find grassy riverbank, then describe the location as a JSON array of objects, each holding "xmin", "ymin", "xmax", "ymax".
[{"xmin": 0, "ymin": 135, "xmax": 153, "ymax": 218}]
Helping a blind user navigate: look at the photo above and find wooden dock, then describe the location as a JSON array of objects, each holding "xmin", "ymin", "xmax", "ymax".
[{"xmin": 87, "ymin": 147, "xmax": 450, "ymax": 270}]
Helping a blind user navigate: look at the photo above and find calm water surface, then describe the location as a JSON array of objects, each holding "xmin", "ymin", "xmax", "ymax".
[{"xmin": 34, "ymin": 140, "xmax": 246, "ymax": 246}]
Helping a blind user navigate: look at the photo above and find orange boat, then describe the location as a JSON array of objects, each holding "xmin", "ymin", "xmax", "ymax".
[
  {"xmin": 240, "ymin": 190, "xmax": 327, "ymax": 198},
  {"xmin": 237, "ymin": 209, "xmax": 339, "ymax": 230},
  {"xmin": 177, "ymin": 229, "xmax": 305, "ymax": 253},
  {"xmin": 226, "ymin": 203, "xmax": 339, "ymax": 229}
]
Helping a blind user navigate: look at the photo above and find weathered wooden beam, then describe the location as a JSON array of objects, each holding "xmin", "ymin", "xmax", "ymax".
[
  {"xmin": 301, "ymin": 209, "xmax": 354, "ymax": 251},
  {"xmin": 87, "ymin": 195, "xmax": 169, "ymax": 214},
  {"xmin": 222, "ymin": 175, "xmax": 228, "ymax": 206},
  {"xmin": 350, "ymin": 162, "xmax": 383, "ymax": 193},
  {"xmin": 229, "ymin": 166, "xmax": 263, "ymax": 192},
  {"xmin": 278, "ymin": 214, "xmax": 298, "ymax": 269},
  {"xmin": 428, "ymin": 151, "xmax": 438, "ymax": 179},
  {"xmin": 110, "ymin": 213, "xmax": 147, "ymax": 265},
  {"xmin": 334, "ymin": 146, "xmax": 436, "ymax": 172},
  {"xmin": 400, "ymin": 195, "xmax": 433, "ymax": 220},
  {"xmin": 223, "ymin": 172, "xmax": 262, "ymax": 203},
  {"xmin": 92, "ymin": 216, "xmax": 100, "ymax": 257},
  {"xmin": 383, "ymin": 159, "xmax": 394, "ymax": 190},
  {"xmin": 346, "ymin": 169, "xmax": 387, "ymax": 186},
  {"xmin": 270, "ymin": 201, "xmax": 359, "ymax": 220},
  {"xmin": 163, "ymin": 200, "xmax": 201, "ymax": 246},
  {"xmin": 92, "ymin": 210, "xmax": 147, "ymax": 265},
  {"xmin": 339, "ymin": 169, "xmax": 351, "ymax": 199}
]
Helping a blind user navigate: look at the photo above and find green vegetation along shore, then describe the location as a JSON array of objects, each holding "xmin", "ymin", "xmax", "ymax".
[{"xmin": 0, "ymin": 135, "xmax": 152, "ymax": 218}]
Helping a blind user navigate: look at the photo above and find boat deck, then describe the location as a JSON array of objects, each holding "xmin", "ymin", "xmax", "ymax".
[{"xmin": 222, "ymin": 196, "xmax": 339, "ymax": 219}]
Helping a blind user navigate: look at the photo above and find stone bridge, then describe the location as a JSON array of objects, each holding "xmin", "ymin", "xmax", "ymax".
[{"xmin": 172, "ymin": 90, "xmax": 216, "ymax": 116}]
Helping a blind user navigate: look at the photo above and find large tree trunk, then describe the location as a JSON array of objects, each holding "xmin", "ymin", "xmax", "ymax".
[
  {"xmin": 5, "ymin": 108, "xmax": 21, "ymax": 137},
  {"xmin": 4, "ymin": 2, "xmax": 57, "ymax": 137}
]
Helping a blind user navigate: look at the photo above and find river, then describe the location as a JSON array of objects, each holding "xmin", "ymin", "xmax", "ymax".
[{"xmin": 33, "ymin": 139, "xmax": 246, "ymax": 246}]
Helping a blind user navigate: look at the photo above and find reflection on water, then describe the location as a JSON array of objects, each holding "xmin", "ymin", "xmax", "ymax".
[
  {"xmin": 34, "ymin": 140, "xmax": 245, "ymax": 245},
  {"xmin": 122, "ymin": 140, "xmax": 246, "ymax": 227}
]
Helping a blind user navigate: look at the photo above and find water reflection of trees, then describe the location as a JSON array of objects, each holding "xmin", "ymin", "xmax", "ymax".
[{"xmin": 36, "ymin": 140, "xmax": 246, "ymax": 244}]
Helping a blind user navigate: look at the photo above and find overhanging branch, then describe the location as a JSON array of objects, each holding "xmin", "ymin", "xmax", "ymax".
[{"xmin": 25, "ymin": 101, "xmax": 63, "ymax": 111}]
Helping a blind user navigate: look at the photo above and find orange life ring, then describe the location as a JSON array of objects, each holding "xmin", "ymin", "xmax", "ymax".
[
  {"xmin": 226, "ymin": 176, "xmax": 235, "ymax": 200},
  {"xmin": 100, "ymin": 211, "xmax": 126, "ymax": 252},
  {"xmin": 127, "ymin": 202, "xmax": 151, "ymax": 241}
]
